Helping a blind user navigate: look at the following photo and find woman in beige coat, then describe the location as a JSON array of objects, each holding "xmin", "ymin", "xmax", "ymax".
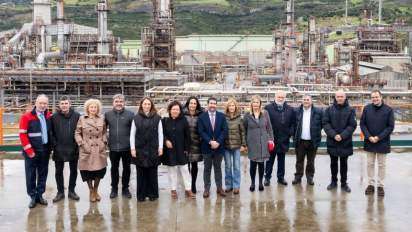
[{"xmin": 75, "ymin": 99, "xmax": 107, "ymax": 202}]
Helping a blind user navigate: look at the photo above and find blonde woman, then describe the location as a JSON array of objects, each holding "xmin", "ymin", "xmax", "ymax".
[
  {"xmin": 243, "ymin": 95, "xmax": 274, "ymax": 192},
  {"xmin": 75, "ymin": 99, "xmax": 107, "ymax": 202},
  {"xmin": 224, "ymin": 98, "xmax": 246, "ymax": 195}
]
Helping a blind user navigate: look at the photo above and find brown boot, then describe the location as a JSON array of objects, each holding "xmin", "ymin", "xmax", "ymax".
[
  {"xmin": 203, "ymin": 190, "xmax": 210, "ymax": 198},
  {"xmin": 377, "ymin": 187, "xmax": 385, "ymax": 197},
  {"xmin": 365, "ymin": 185, "xmax": 375, "ymax": 195},
  {"xmin": 90, "ymin": 189, "xmax": 96, "ymax": 202},
  {"xmin": 217, "ymin": 188, "xmax": 226, "ymax": 197},
  {"xmin": 171, "ymin": 190, "xmax": 178, "ymax": 199},
  {"xmin": 185, "ymin": 190, "xmax": 196, "ymax": 199},
  {"xmin": 95, "ymin": 190, "xmax": 101, "ymax": 201},
  {"xmin": 233, "ymin": 189, "xmax": 240, "ymax": 195}
]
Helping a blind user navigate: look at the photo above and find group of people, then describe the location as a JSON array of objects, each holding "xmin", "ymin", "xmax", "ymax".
[{"xmin": 19, "ymin": 89, "xmax": 394, "ymax": 209}]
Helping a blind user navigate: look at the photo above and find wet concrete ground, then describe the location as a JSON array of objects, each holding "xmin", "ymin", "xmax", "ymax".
[{"xmin": 0, "ymin": 152, "xmax": 411, "ymax": 232}]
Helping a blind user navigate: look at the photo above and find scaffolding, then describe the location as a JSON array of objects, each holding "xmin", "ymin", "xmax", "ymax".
[{"xmin": 142, "ymin": 0, "xmax": 176, "ymax": 71}]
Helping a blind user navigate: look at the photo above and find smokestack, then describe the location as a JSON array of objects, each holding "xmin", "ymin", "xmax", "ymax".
[
  {"xmin": 309, "ymin": 16, "xmax": 317, "ymax": 65},
  {"xmin": 97, "ymin": 0, "xmax": 109, "ymax": 54},
  {"xmin": 56, "ymin": 0, "xmax": 65, "ymax": 52},
  {"xmin": 33, "ymin": 0, "xmax": 51, "ymax": 25},
  {"xmin": 159, "ymin": 0, "xmax": 171, "ymax": 19}
]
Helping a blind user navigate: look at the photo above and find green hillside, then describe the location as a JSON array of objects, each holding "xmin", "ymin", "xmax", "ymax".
[{"xmin": 0, "ymin": 0, "xmax": 411, "ymax": 39}]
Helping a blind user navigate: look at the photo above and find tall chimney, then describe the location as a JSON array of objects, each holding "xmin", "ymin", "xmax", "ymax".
[
  {"xmin": 97, "ymin": 0, "xmax": 109, "ymax": 54},
  {"xmin": 33, "ymin": 0, "xmax": 51, "ymax": 25},
  {"xmin": 56, "ymin": 0, "xmax": 65, "ymax": 52}
]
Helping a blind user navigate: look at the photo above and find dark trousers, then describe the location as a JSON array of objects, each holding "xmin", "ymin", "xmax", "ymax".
[
  {"xmin": 295, "ymin": 140, "xmax": 317, "ymax": 179},
  {"xmin": 55, "ymin": 160, "xmax": 78, "ymax": 193},
  {"xmin": 265, "ymin": 152, "xmax": 286, "ymax": 181},
  {"xmin": 250, "ymin": 161, "xmax": 264, "ymax": 185},
  {"xmin": 24, "ymin": 150, "xmax": 50, "ymax": 199},
  {"xmin": 188, "ymin": 162, "xmax": 198, "ymax": 192},
  {"xmin": 203, "ymin": 153, "xmax": 223, "ymax": 191},
  {"xmin": 330, "ymin": 155, "xmax": 348, "ymax": 185},
  {"xmin": 136, "ymin": 166, "xmax": 158, "ymax": 200},
  {"xmin": 109, "ymin": 150, "xmax": 131, "ymax": 191}
]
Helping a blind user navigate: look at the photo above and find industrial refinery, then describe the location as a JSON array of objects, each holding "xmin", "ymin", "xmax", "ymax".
[{"xmin": 0, "ymin": 0, "xmax": 411, "ymax": 113}]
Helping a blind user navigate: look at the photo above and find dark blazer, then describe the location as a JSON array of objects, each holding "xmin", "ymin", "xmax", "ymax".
[
  {"xmin": 294, "ymin": 105, "xmax": 323, "ymax": 149},
  {"xmin": 197, "ymin": 110, "xmax": 228, "ymax": 155},
  {"xmin": 360, "ymin": 103, "xmax": 394, "ymax": 154},
  {"xmin": 264, "ymin": 102, "xmax": 296, "ymax": 153},
  {"xmin": 323, "ymin": 99, "xmax": 357, "ymax": 157}
]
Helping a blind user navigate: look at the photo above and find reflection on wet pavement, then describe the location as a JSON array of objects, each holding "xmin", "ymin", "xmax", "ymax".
[{"xmin": 0, "ymin": 153, "xmax": 411, "ymax": 231}]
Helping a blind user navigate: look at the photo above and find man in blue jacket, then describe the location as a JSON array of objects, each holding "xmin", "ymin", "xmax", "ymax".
[
  {"xmin": 198, "ymin": 97, "xmax": 228, "ymax": 198},
  {"xmin": 360, "ymin": 90, "xmax": 394, "ymax": 197}
]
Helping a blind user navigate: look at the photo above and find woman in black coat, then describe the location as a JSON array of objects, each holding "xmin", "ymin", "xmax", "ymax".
[
  {"xmin": 183, "ymin": 96, "xmax": 203, "ymax": 194},
  {"xmin": 163, "ymin": 101, "xmax": 194, "ymax": 199},
  {"xmin": 130, "ymin": 97, "xmax": 164, "ymax": 202}
]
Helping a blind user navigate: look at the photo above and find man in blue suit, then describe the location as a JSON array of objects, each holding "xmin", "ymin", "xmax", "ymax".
[{"xmin": 198, "ymin": 97, "xmax": 228, "ymax": 198}]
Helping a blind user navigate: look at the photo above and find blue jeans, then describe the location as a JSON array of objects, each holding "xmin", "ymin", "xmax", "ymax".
[{"xmin": 224, "ymin": 149, "xmax": 241, "ymax": 189}]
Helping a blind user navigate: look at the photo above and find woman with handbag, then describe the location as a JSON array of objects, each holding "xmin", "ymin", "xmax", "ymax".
[{"xmin": 243, "ymin": 95, "xmax": 274, "ymax": 192}]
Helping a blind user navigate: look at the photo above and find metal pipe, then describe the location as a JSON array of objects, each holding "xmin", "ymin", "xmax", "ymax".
[{"xmin": 36, "ymin": 51, "xmax": 62, "ymax": 65}]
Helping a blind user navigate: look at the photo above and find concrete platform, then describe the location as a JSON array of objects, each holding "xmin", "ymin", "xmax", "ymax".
[{"xmin": 0, "ymin": 152, "xmax": 411, "ymax": 231}]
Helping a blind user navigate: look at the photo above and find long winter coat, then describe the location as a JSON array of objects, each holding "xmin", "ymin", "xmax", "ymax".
[
  {"xmin": 183, "ymin": 108, "xmax": 203, "ymax": 162},
  {"xmin": 162, "ymin": 115, "xmax": 191, "ymax": 166},
  {"xmin": 244, "ymin": 110, "xmax": 274, "ymax": 162},
  {"xmin": 264, "ymin": 102, "xmax": 296, "ymax": 153},
  {"xmin": 323, "ymin": 99, "xmax": 357, "ymax": 157},
  {"xmin": 75, "ymin": 115, "xmax": 108, "ymax": 171},
  {"xmin": 360, "ymin": 103, "xmax": 394, "ymax": 154},
  {"xmin": 51, "ymin": 108, "xmax": 80, "ymax": 162}
]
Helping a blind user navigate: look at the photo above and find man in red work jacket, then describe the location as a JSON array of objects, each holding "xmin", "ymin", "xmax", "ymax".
[{"xmin": 19, "ymin": 94, "xmax": 52, "ymax": 208}]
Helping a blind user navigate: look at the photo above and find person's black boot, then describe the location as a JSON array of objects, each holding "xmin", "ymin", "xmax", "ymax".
[
  {"xmin": 53, "ymin": 192, "xmax": 65, "ymax": 203},
  {"xmin": 307, "ymin": 178, "xmax": 314, "ymax": 186},
  {"xmin": 292, "ymin": 178, "xmax": 302, "ymax": 185},
  {"xmin": 341, "ymin": 184, "xmax": 351, "ymax": 193},
  {"xmin": 37, "ymin": 196, "xmax": 48, "ymax": 206},
  {"xmin": 327, "ymin": 182, "xmax": 338, "ymax": 191},
  {"xmin": 29, "ymin": 198, "xmax": 37, "ymax": 209},
  {"xmin": 122, "ymin": 189, "xmax": 132, "ymax": 199},
  {"xmin": 277, "ymin": 179, "xmax": 288, "ymax": 186},
  {"xmin": 68, "ymin": 191, "xmax": 80, "ymax": 201},
  {"xmin": 264, "ymin": 179, "xmax": 270, "ymax": 186},
  {"xmin": 110, "ymin": 189, "xmax": 118, "ymax": 199},
  {"xmin": 249, "ymin": 184, "xmax": 255, "ymax": 192}
]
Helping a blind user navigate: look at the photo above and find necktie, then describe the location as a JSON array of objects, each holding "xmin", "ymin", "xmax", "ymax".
[
  {"xmin": 38, "ymin": 113, "xmax": 48, "ymax": 144},
  {"xmin": 211, "ymin": 113, "xmax": 215, "ymax": 131}
]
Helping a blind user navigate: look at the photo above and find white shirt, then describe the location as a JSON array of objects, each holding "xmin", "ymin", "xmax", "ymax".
[
  {"xmin": 301, "ymin": 107, "xmax": 311, "ymax": 140},
  {"xmin": 130, "ymin": 120, "xmax": 163, "ymax": 150}
]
